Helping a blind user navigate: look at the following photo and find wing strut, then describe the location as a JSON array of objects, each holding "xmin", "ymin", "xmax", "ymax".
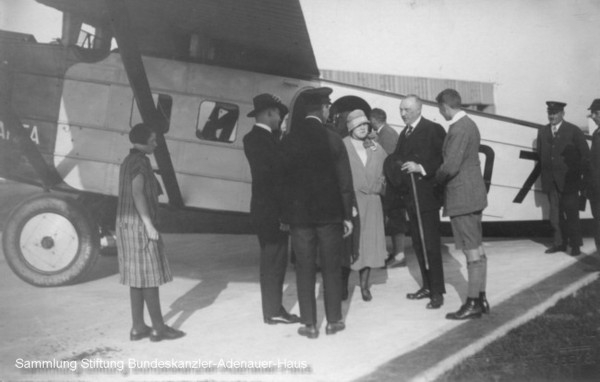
[{"xmin": 106, "ymin": 0, "xmax": 184, "ymax": 208}]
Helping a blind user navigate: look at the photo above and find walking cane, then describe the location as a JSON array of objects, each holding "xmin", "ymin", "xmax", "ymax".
[{"xmin": 410, "ymin": 172, "xmax": 429, "ymax": 271}]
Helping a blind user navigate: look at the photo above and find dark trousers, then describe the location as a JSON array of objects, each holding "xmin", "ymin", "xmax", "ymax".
[
  {"xmin": 548, "ymin": 185, "xmax": 582, "ymax": 247},
  {"xmin": 407, "ymin": 208, "xmax": 445, "ymax": 295},
  {"xmin": 291, "ymin": 224, "xmax": 343, "ymax": 326},
  {"xmin": 258, "ymin": 234, "xmax": 289, "ymax": 319},
  {"xmin": 591, "ymin": 198, "xmax": 600, "ymax": 251}
]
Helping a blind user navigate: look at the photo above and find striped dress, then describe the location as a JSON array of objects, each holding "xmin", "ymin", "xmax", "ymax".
[{"xmin": 116, "ymin": 149, "xmax": 172, "ymax": 287}]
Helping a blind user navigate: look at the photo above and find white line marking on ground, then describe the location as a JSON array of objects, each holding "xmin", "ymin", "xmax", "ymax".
[{"xmin": 410, "ymin": 272, "xmax": 599, "ymax": 382}]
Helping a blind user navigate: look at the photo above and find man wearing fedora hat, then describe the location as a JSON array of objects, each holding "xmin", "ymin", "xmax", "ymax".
[
  {"xmin": 281, "ymin": 87, "xmax": 354, "ymax": 339},
  {"xmin": 537, "ymin": 101, "xmax": 589, "ymax": 256},
  {"xmin": 585, "ymin": 99, "xmax": 600, "ymax": 253},
  {"xmin": 243, "ymin": 93, "xmax": 300, "ymax": 325}
]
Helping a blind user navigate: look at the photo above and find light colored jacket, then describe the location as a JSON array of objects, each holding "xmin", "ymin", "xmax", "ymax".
[{"xmin": 436, "ymin": 115, "xmax": 487, "ymax": 217}]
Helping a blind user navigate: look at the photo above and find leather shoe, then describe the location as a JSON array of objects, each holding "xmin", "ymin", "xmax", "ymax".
[
  {"xmin": 426, "ymin": 294, "xmax": 444, "ymax": 309},
  {"xmin": 150, "ymin": 326, "xmax": 185, "ymax": 342},
  {"xmin": 571, "ymin": 247, "xmax": 581, "ymax": 256},
  {"xmin": 361, "ymin": 287, "xmax": 372, "ymax": 302},
  {"xmin": 480, "ymin": 292, "xmax": 490, "ymax": 314},
  {"xmin": 325, "ymin": 321, "xmax": 345, "ymax": 335},
  {"xmin": 385, "ymin": 254, "xmax": 406, "ymax": 268},
  {"xmin": 407, "ymin": 288, "xmax": 430, "ymax": 300},
  {"xmin": 130, "ymin": 325, "xmax": 151, "ymax": 341},
  {"xmin": 446, "ymin": 298, "xmax": 483, "ymax": 320},
  {"xmin": 545, "ymin": 245, "xmax": 567, "ymax": 254},
  {"xmin": 264, "ymin": 311, "xmax": 301, "ymax": 325},
  {"xmin": 298, "ymin": 325, "xmax": 319, "ymax": 339}
]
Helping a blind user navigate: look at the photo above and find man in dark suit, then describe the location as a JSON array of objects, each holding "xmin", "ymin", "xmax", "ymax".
[
  {"xmin": 281, "ymin": 87, "xmax": 354, "ymax": 339},
  {"xmin": 385, "ymin": 95, "xmax": 446, "ymax": 309},
  {"xmin": 585, "ymin": 99, "xmax": 600, "ymax": 254},
  {"xmin": 537, "ymin": 101, "xmax": 590, "ymax": 256},
  {"xmin": 436, "ymin": 89, "xmax": 489, "ymax": 320},
  {"xmin": 370, "ymin": 108, "xmax": 408, "ymax": 268},
  {"xmin": 370, "ymin": 108, "xmax": 399, "ymax": 154},
  {"xmin": 585, "ymin": 98, "xmax": 600, "ymax": 254},
  {"xmin": 243, "ymin": 93, "xmax": 300, "ymax": 326}
]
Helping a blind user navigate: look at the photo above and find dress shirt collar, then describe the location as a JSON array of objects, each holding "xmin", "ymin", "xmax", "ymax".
[
  {"xmin": 449, "ymin": 110, "xmax": 468, "ymax": 125},
  {"xmin": 407, "ymin": 115, "xmax": 422, "ymax": 130},
  {"xmin": 255, "ymin": 123, "xmax": 272, "ymax": 133},
  {"xmin": 305, "ymin": 115, "xmax": 323, "ymax": 123}
]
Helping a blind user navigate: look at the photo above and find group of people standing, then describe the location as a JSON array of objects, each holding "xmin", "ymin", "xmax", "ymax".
[
  {"xmin": 537, "ymin": 100, "xmax": 600, "ymax": 258},
  {"xmin": 243, "ymin": 87, "xmax": 490, "ymax": 339},
  {"xmin": 112, "ymin": 82, "xmax": 600, "ymax": 342}
]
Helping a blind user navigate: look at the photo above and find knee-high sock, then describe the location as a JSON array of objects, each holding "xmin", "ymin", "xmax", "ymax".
[
  {"xmin": 392, "ymin": 234, "xmax": 405, "ymax": 257},
  {"xmin": 480, "ymin": 254, "xmax": 487, "ymax": 293},
  {"xmin": 142, "ymin": 287, "xmax": 165, "ymax": 329},
  {"xmin": 467, "ymin": 260, "xmax": 484, "ymax": 299},
  {"xmin": 130, "ymin": 287, "xmax": 146, "ymax": 329}
]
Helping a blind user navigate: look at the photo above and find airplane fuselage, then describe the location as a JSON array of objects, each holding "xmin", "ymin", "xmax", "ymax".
[{"xmin": 0, "ymin": 35, "xmax": 592, "ymax": 226}]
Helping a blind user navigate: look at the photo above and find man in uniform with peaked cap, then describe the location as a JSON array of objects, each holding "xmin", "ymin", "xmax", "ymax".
[
  {"xmin": 243, "ymin": 93, "xmax": 301, "ymax": 326},
  {"xmin": 585, "ymin": 98, "xmax": 600, "ymax": 253},
  {"xmin": 281, "ymin": 87, "xmax": 355, "ymax": 339},
  {"xmin": 537, "ymin": 101, "xmax": 589, "ymax": 256}
]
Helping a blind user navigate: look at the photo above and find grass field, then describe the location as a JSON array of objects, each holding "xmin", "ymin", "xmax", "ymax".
[{"xmin": 438, "ymin": 275, "xmax": 600, "ymax": 382}]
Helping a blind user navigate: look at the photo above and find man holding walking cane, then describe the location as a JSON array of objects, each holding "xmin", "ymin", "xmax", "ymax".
[{"xmin": 385, "ymin": 95, "xmax": 447, "ymax": 310}]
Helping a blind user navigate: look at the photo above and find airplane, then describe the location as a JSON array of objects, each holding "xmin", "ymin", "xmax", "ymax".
[{"xmin": 0, "ymin": 0, "xmax": 591, "ymax": 287}]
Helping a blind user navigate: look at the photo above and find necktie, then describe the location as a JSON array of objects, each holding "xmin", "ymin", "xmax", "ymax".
[
  {"xmin": 406, "ymin": 125, "xmax": 413, "ymax": 136},
  {"xmin": 552, "ymin": 125, "xmax": 557, "ymax": 137}
]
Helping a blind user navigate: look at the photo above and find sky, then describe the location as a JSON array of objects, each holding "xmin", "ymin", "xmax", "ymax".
[{"xmin": 2, "ymin": 0, "xmax": 599, "ymax": 128}]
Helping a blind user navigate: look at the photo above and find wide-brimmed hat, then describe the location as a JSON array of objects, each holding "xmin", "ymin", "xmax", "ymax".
[
  {"xmin": 346, "ymin": 109, "xmax": 370, "ymax": 131},
  {"xmin": 588, "ymin": 99, "xmax": 600, "ymax": 112},
  {"xmin": 247, "ymin": 93, "xmax": 289, "ymax": 117}
]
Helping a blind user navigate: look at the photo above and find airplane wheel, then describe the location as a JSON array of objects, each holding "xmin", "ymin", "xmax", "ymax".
[{"xmin": 2, "ymin": 194, "xmax": 100, "ymax": 287}]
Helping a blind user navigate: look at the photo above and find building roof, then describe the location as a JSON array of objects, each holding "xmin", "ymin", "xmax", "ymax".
[{"xmin": 321, "ymin": 69, "xmax": 495, "ymax": 109}]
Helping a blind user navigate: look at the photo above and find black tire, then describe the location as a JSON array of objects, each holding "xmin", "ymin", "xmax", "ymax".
[{"xmin": 2, "ymin": 193, "xmax": 100, "ymax": 287}]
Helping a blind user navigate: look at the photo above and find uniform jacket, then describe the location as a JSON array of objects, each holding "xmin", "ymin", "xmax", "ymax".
[
  {"xmin": 243, "ymin": 125, "xmax": 286, "ymax": 241},
  {"xmin": 374, "ymin": 123, "xmax": 399, "ymax": 155},
  {"xmin": 385, "ymin": 117, "xmax": 446, "ymax": 213},
  {"xmin": 537, "ymin": 120, "xmax": 590, "ymax": 194},
  {"xmin": 281, "ymin": 117, "xmax": 355, "ymax": 225},
  {"xmin": 585, "ymin": 126, "xmax": 600, "ymax": 200},
  {"xmin": 436, "ymin": 114, "xmax": 487, "ymax": 217}
]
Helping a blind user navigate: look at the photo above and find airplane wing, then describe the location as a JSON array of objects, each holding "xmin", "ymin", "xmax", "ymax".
[{"xmin": 36, "ymin": 0, "xmax": 319, "ymax": 79}]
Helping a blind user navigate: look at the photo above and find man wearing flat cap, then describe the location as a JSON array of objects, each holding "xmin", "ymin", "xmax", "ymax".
[
  {"xmin": 243, "ymin": 93, "xmax": 300, "ymax": 326},
  {"xmin": 585, "ymin": 99, "xmax": 600, "ymax": 253},
  {"xmin": 537, "ymin": 101, "xmax": 589, "ymax": 256},
  {"xmin": 281, "ymin": 87, "xmax": 355, "ymax": 339}
]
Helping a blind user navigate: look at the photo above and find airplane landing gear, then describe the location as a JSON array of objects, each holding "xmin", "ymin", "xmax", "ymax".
[{"xmin": 2, "ymin": 194, "xmax": 100, "ymax": 287}]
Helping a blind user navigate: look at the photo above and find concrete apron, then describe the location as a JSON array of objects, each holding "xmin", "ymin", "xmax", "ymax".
[{"xmin": 0, "ymin": 233, "xmax": 597, "ymax": 382}]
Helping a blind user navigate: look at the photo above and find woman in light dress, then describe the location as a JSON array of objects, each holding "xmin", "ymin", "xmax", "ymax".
[{"xmin": 342, "ymin": 110, "xmax": 388, "ymax": 301}]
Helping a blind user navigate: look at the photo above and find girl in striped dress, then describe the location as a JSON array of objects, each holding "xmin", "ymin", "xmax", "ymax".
[{"xmin": 116, "ymin": 123, "xmax": 184, "ymax": 342}]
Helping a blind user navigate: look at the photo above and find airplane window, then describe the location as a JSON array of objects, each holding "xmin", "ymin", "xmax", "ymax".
[{"xmin": 196, "ymin": 101, "xmax": 239, "ymax": 143}]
